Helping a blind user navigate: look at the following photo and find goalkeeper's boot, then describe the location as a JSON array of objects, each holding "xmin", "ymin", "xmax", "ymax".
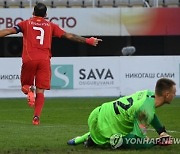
[
  {"xmin": 32, "ymin": 116, "xmax": 40, "ymax": 125},
  {"xmin": 67, "ymin": 137, "xmax": 81, "ymax": 145},
  {"xmin": 22, "ymin": 85, "xmax": 35, "ymax": 108},
  {"xmin": 84, "ymin": 135, "xmax": 95, "ymax": 147}
]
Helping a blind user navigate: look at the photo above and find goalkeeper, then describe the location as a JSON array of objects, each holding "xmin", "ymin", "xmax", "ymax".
[{"xmin": 67, "ymin": 78, "xmax": 176, "ymax": 149}]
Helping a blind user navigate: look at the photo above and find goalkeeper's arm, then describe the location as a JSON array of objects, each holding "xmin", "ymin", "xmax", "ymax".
[
  {"xmin": 150, "ymin": 114, "xmax": 172, "ymax": 146},
  {"xmin": 150, "ymin": 114, "xmax": 166, "ymax": 135}
]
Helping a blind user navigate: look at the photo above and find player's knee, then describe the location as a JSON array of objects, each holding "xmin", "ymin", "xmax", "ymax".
[{"xmin": 36, "ymin": 88, "xmax": 44, "ymax": 94}]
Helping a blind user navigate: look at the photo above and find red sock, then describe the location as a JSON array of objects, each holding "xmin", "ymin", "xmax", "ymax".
[{"xmin": 34, "ymin": 93, "xmax": 45, "ymax": 117}]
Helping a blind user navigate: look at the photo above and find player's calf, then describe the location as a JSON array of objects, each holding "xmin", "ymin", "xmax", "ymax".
[{"xmin": 67, "ymin": 136, "xmax": 81, "ymax": 145}]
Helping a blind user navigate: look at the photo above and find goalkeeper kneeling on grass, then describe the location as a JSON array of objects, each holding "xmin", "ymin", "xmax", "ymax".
[{"xmin": 67, "ymin": 78, "xmax": 176, "ymax": 149}]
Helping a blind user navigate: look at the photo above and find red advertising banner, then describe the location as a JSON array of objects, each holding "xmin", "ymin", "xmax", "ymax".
[
  {"xmin": 121, "ymin": 8, "xmax": 180, "ymax": 36},
  {"xmin": 0, "ymin": 8, "xmax": 180, "ymax": 36}
]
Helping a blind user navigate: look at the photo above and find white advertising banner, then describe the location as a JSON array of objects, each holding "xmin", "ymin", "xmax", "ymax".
[
  {"xmin": 49, "ymin": 57, "xmax": 121, "ymax": 97},
  {"xmin": 119, "ymin": 56, "xmax": 178, "ymax": 96},
  {"xmin": 0, "ymin": 58, "xmax": 21, "ymax": 89},
  {"xmin": 0, "ymin": 56, "xmax": 179, "ymax": 98},
  {"xmin": 0, "ymin": 8, "xmax": 122, "ymax": 36},
  {"xmin": 0, "ymin": 57, "xmax": 121, "ymax": 97}
]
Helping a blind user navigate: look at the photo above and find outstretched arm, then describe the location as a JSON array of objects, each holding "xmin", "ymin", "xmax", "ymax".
[
  {"xmin": 0, "ymin": 28, "xmax": 17, "ymax": 37},
  {"xmin": 150, "ymin": 114, "xmax": 166, "ymax": 135},
  {"xmin": 150, "ymin": 114, "xmax": 172, "ymax": 145},
  {"xmin": 62, "ymin": 32, "xmax": 102, "ymax": 46}
]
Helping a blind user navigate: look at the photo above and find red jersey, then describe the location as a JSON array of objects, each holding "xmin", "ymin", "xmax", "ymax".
[{"xmin": 17, "ymin": 16, "xmax": 65, "ymax": 63}]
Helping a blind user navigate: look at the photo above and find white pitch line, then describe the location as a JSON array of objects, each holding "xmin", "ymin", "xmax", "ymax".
[
  {"xmin": 147, "ymin": 128, "xmax": 180, "ymax": 134},
  {"xmin": 32, "ymin": 127, "xmax": 180, "ymax": 134},
  {"xmin": 1, "ymin": 121, "xmax": 180, "ymax": 134}
]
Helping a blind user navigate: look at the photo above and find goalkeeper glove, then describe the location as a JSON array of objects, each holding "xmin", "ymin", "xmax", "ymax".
[{"xmin": 156, "ymin": 132, "xmax": 173, "ymax": 146}]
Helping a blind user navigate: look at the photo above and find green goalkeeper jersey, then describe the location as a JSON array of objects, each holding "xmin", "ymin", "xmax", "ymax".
[{"xmin": 89, "ymin": 90, "xmax": 155, "ymax": 144}]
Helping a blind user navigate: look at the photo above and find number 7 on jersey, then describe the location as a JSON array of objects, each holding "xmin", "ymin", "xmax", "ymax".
[{"xmin": 33, "ymin": 26, "xmax": 45, "ymax": 45}]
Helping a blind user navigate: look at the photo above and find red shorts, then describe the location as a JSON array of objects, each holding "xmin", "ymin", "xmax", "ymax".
[{"xmin": 21, "ymin": 60, "xmax": 51, "ymax": 90}]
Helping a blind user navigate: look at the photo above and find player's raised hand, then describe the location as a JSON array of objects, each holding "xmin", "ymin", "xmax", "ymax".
[{"xmin": 86, "ymin": 37, "xmax": 102, "ymax": 46}]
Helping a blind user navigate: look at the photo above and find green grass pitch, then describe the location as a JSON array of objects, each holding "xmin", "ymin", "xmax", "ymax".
[{"xmin": 0, "ymin": 97, "xmax": 179, "ymax": 154}]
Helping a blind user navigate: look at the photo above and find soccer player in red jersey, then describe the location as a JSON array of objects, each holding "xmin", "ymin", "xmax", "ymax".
[{"xmin": 0, "ymin": 3, "xmax": 102, "ymax": 125}]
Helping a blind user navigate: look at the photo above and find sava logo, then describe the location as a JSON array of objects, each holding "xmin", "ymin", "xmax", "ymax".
[
  {"xmin": 51, "ymin": 65, "xmax": 73, "ymax": 89},
  {"xmin": 78, "ymin": 68, "xmax": 114, "ymax": 86},
  {"xmin": 79, "ymin": 68, "xmax": 114, "ymax": 80}
]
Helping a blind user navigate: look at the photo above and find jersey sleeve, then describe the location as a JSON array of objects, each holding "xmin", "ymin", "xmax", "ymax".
[
  {"xmin": 13, "ymin": 25, "xmax": 22, "ymax": 34},
  {"xmin": 136, "ymin": 98, "xmax": 155, "ymax": 126},
  {"xmin": 132, "ymin": 98, "xmax": 155, "ymax": 138},
  {"xmin": 51, "ymin": 22, "xmax": 65, "ymax": 37},
  {"xmin": 150, "ymin": 114, "xmax": 166, "ymax": 135},
  {"xmin": 131, "ymin": 119, "xmax": 147, "ymax": 138},
  {"xmin": 17, "ymin": 20, "xmax": 26, "ymax": 33}
]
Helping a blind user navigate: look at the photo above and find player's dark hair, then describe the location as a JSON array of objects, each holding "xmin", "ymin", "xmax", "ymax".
[
  {"xmin": 33, "ymin": 3, "xmax": 47, "ymax": 17},
  {"xmin": 155, "ymin": 78, "xmax": 176, "ymax": 96}
]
